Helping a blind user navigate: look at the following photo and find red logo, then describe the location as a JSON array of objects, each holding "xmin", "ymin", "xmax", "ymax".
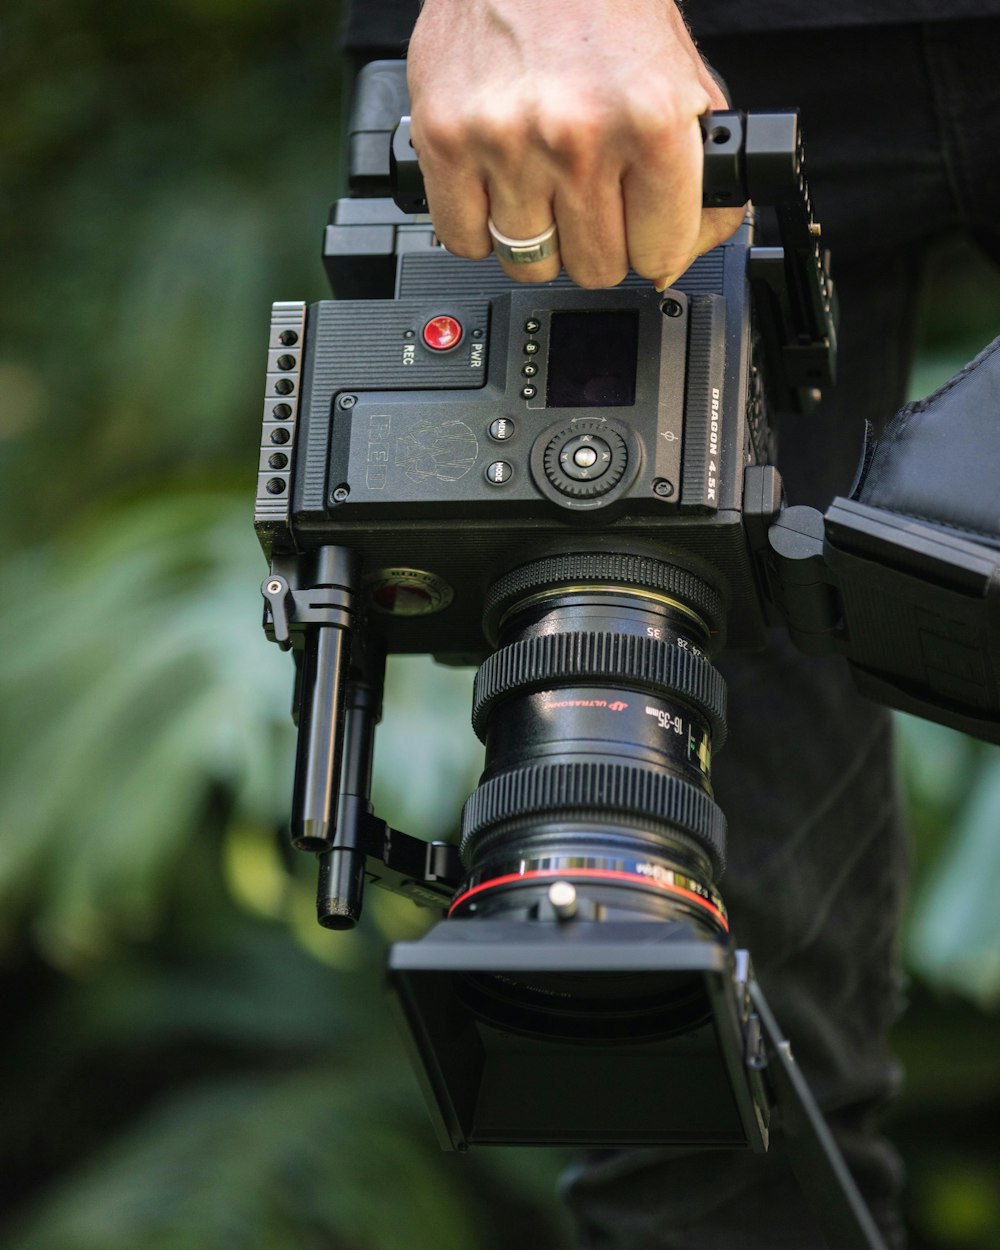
[{"xmin": 542, "ymin": 699, "xmax": 629, "ymax": 712}]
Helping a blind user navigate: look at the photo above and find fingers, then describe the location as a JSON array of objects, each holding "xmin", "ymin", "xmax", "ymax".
[
  {"xmin": 410, "ymin": 109, "xmax": 562, "ymax": 282},
  {"xmin": 484, "ymin": 174, "xmax": 562, "ymax": 284},
  {"xmin": 414, "ymin": 135, "xmax": 632, "ymax": 287},
  {"xmin": 621, "ymin": 102, "xmax": 747, "ymax": 290},
  {"xmin": 415, "ymin": 107, "xmax": 741, "ymax": 291},
  {"xmin": 694, "ymin": 203, "xmax": 750, "ymax": 261},
  {"xmin": 488, "ymin": 164, "xmax": 631, "ymax": 288},
  {"xmin": 621, "ymin": 113, "xmax": 705, "ymax": 286},
  {"xmin": 549, "ymin": 173, "xmax": 630, "ymax": 290},
  {"xmin": 416, "ymin": 126, "xmax": 743, "ymax": 291},
  {"xmin": 409, "ymin": 109, "xmax": 493, "ymax": 260}
]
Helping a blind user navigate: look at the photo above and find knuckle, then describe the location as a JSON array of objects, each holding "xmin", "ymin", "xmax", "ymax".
[
  {"xmin": 624, "ymin": 93, "xmax": 689, "ymax": 140},
  {"xmin": 623, "ymin": 101, "xmax": 674, "ymax": 145},
  {"xmin": 410, "ymin": 109, "xmax": 463, "ymax": 162},
  {"xmin": 624, "ymin": 89, "xmax": 711, "ymax": 163},
  {"xmin": 474, "ymin": 102, "xmax": 526, "ymax": 159},
  {"xmin": 534, "ymin": 103, "xmax": 605, "ymax": 173}
]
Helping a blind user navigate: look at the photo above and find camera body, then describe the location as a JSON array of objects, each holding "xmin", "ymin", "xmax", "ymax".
[
  {"xmin": 260, "ymin": 242, "xmax": 777, "ymax": 659},
  {"xmin": 257, "ymin": 90, "xmax": 839, "ymax": 668}
]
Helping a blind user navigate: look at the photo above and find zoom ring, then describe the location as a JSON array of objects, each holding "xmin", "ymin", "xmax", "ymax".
[
  {"xmin": 461, "ymin": 761, "xmax": 727, "ymax": 876},
  {"xmin": 472, "ymin": 631, "xmax": 727, "ymax": 747}
]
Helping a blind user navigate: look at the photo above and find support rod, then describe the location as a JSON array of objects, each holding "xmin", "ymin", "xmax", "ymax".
[
  {"xmin": 289, "ymin": 546, "xmax": 358, "ymax": 853},
  {"xmin": 318, "ymin": 637, "xmax": 387, "ymax": 929}
]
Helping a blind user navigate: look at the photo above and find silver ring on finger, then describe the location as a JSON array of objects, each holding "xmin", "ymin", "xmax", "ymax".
[{"xmin": 488, "ymin": 217, "xmax": 559, "ymax": 265}]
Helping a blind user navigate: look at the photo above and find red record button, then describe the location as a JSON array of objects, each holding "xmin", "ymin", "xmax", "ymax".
[{"xmin": 422, "ymin": 315, "xmax": 463, "ymax": 351}]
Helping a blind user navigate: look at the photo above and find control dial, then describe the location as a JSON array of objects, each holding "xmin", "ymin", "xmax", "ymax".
[{"xmin": 542, "ymin": 420, "xmax": 628, "ymax": 499}]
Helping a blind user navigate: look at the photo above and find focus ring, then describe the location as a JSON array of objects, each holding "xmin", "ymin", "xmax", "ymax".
[
  {"xmin": 460, "ymin": 761, "xmax": 726, "ymax": 877},
  {"xmin": 484, "ymin": 553, "xmax": 725, "ymax": 644},
  {"xmin": 472, "ymin": 631, "xmax": 727, "ymax": 747}
]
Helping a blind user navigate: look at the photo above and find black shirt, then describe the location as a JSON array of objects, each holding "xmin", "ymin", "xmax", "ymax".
[{"xmin": 343, "ymin": 0, "xmax": 1000, "ymax": 54}]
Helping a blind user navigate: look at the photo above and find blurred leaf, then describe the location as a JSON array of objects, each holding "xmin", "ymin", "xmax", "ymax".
[
  {"xmin": 907, "ymin": 749, "xmax": 1000, "ymax": 1007},
  {"xmin": 913, "ymin": 238, "xmax": 1000, "ymax": 362},
  {"xmin": 907, "ymin": 350, "xmax": 981, "ymax": 405},
  {"xmin": 1, "ymin": 1063, "xmax": 483, "ymax": 1250},
  {"xmin": 67, "ymin": 915, "xmax": 373, "ymax": 1056},
  {"xmin": 911, "ymin": 1162, "xmax": 1000, "ymax": 1247},
  {"xmin": 0, "ymin": 3, "xmax": 343, "ymax": 544},
  {"xmin": 372, "ymin": 656, "xmax": 483, "ymax": 841},
  {"xmin": 894, "ymin": 713, "xmax": 977, "ymax": 814},
  {"xmin": 0, "ymin": 489, "xmax": 485, "ymax": 968},
  {"xmin": 0, "ymin": 491, "xmax": 295, "ymax": 966}
]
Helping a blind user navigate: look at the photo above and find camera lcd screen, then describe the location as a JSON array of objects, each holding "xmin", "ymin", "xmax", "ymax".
[{"xmin": 546, "ymin": 311, "xmax": 639, "ymax": 407}]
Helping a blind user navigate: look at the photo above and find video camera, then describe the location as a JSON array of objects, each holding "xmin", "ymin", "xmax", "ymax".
[{"xmin": 253, "ymin": 61, "xmax": 1000, "ymax": 1250}]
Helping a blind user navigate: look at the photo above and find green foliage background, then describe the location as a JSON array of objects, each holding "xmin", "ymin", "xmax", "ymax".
[{"xmin": 2, "ymin": 2, "xmax": 1000, "ymax": 1246}]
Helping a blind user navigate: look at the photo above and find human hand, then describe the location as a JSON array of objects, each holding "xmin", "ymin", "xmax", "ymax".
[{"xmin": 406, "ymin": 0, "xmax": 746, "ymax": 289}]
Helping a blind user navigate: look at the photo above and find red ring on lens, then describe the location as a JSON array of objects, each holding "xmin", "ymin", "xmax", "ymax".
[{"xmin": 448, "ymin": 867, "xmax": 728, "ymax": 931}]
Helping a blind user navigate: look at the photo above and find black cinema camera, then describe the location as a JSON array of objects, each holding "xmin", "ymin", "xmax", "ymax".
[{"xmin": 254, "ymin": 62, "xmax": 1000, "ymax": 1250}]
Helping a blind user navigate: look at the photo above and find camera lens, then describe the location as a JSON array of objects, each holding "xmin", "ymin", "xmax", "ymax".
[
  {"xmin": 456, "ymin": 552, "xmax": 729, "ymax": 924},
  {"xmin": 451, "ymin": 552, "xmax": 730, "ymax": 1038}
]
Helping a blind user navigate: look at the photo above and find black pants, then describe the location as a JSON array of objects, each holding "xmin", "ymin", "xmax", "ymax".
[{"xmin": 561, "ymin": 20, "xmax": 1000, "ymax": 1249}]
